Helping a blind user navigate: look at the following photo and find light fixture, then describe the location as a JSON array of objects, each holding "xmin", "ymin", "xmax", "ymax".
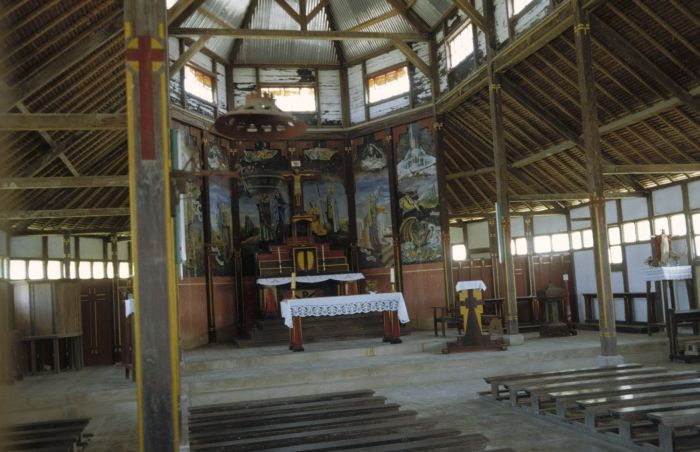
[{"xmin": 213, "ymin": 92, "xmax": 307, "ymax": 140}]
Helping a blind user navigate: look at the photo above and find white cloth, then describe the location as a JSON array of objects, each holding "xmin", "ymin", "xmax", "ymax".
[
  {"xmin": 257, "ymin": 273, "xmax": 365, "ymax": 286},
  {"xmin": 124, "ymin": 297, "xmax": 135, "ymax": 317},
  {"xmin": 280, "ymin": 292, "xmax": 410, "ymax": 328},
  {"xmin": 456, "ymin": 280, "xmax": 487, "ymax": 292},
  {"xmin": 643, "ymin": 266, "xmax": 692, "ymax": 282}
]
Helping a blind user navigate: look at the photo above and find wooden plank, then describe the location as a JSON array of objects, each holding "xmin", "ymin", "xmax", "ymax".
[
  {"xmin": 590, "ymin": 16, "xmax": 700, "ymax": 116},
  {"xmin": 169, "ymin": 37, "xmax": 211, "ymax": 77},
  {"xmin": 510, "ymin": 192, "xmax": 642, "ymax": 201},
  {"xmin": 0, "ymin": 176, "xmax": 129, "ymax": 190},
  {"xmin": 613, "ymin": 400, "xmax": 700, "ymax": 421},
  {"xmin": 0, "ymin": 208, "xmax": 128, "ymax": 220},
  {"xmin": 603, "ymin": 164, "xmax": 700, "ymax": 175},
  {"xmin": 169, "ymin": 28, "xmax": 429, "ymax": 41},
  {"xmin": 452, "ymin": 0, "xmax": 486, "ymax": 31},
  {"xmin": 0, "ymin": 114, "xmax": 126, "ymax": 131},
  {"xmin": 188, "ymin": 410, "xmax": 418, "ymax": 442},
  {"xmin": 391, "ymin": 39, "xmax": 432, "ymax": 79},
  {"xmin": 358, "ymin": 433, "xmax": 489, "ymax": 452},
  {"xmin": 0, "ymin": 16, "xmax": 122, "ymax": 112}
]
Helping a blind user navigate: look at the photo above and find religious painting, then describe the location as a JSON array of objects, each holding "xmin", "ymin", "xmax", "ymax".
[
  {"xmin": 299, "ymin": 141, "xmax": 350, "ymax": 249},
  {"xmin": 237, "ymin": 141, "xmax": 290, "ymax": 275},
  {"xmin": 395, "ymin": 121, "xmax": 442, "ymax": 264},
  {"xmin": 207, "ymin": 140, "xmax": 234, "ymax": 276},
  {"xmin": 354, "ymin": 136, "xmax": 394, "ymax": 268},
  {"xmin": 174, "ymin": 128, "xmax": 205, "ymax": 277}
]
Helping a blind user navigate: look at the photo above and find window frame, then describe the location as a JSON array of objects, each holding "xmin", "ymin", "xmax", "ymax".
[
  {"xmin": 507, "ymin": 0, "xmax": 537, "ymax": 19},
  {"xmin": 446, "ymin": 21, "xmax": 475, "ymax": 71},
  {"xmin": 183, "ymin": 63, "xmax": 216, "ymax": 104},
  {"xmin": 259, "ymin": 84, "xmax": 318, "ymax": 113},
  {"xmin": 365, "ymin": 63, "xmax": 411, "ymax": 106}
]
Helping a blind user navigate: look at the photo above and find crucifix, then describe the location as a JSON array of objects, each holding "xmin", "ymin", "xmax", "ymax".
[{"xmin": 281, "ymin": 166, "xmax": 319, "ymax": 214}]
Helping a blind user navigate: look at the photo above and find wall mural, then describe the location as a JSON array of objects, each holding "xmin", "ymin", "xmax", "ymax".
[
  {"xmin": 237, "ymin": 142, "xmax": 290, "ymax": 275},
  {"xmin": 175, "ymin": 129, "xmax": 205, "ymax": 277},
  {"xmin": 354, "ymin": 136, "xmax": 394, "ymax": 268},
  {"xmin": 206, "ymin": 140, "xmax": 235, "ymax": 276},
  {"xmin": 298, "ymin": 141, "xmax": 349, "ymax": 249},
  {"xmin": 396, "ymin": 121, "xmax": 442, "ymax": 264}
]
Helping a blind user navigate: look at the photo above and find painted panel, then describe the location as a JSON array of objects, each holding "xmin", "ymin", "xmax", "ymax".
[
  {"xmin": 232, "ymin": 67, "xmax": 256, "ymax": 109},
  {"xmin": 449, "ymin": 226, "xmax": 464, "ymax": 244},
  {"xmin": 513, "ymin": 0, "xmax": 549, "ymax": 36},
  {"xmin": 511, "ymin": 216, "xmax": 525, "ymax": 237},
  {"xmin": 365, "ymin": 49, "xmax": 405, "ymax": 74},
  {"xmin": 410, "ymin": 42, "xmax": 432, "ymax": 106},
  {"xmin": 605, "ymin": 200, "xmax": 618, "ymax": 224},
  {"xmin": 10, "ymin": 236, "xmax": 42, "ymax": 259},
  {"xmin": 467, "ymin": 221, "xmax": 489, "ymax": 249},
  {"xmin": 533, "ymin": 214, "xmax": 567, "ymax": 234},
  {"xmin": 621, "ymin": 197, "xmax": 648, "ymax": 221},
  {"xmin": 689, "ymin": 181, "xmax": 700, "ymax": 209},
  {"xmin": 653, "ymin": 185, "xmax": 683, "ymax": 215},
  {"xmin": 80, "ymin": 237, "xmax": 103, "ymax": 260},
  {"xmin": 175, "ymin": 128, "xmax": 205, "ymax": 277},
  {"xmin": 207, "ymin": 138, "xmax": 235, "ymax": 276},
  {"xmin": 47, "ymin": 235, "xmax": 64, "ymax": 259},
  {"xmin": 395, "ymin": 120, "xmax": 442, "ymax": 264},
  {"xmin": 318, "ymin": 70, "xmax": 342, "ymax": 126},
  {"xmin": 368, "ymin": 95, "xmax": 410, "ymax": 120},
  {"xmin": 117, "ymin": 241, "xmax": 129, "ymax": 261},
  {"xmin": 348, "ymin": 64, "xmax": 366, "ymax": 125},
  {"xmin": 354, "ymin": 135, "xmax": 394, "ymax": 268}
]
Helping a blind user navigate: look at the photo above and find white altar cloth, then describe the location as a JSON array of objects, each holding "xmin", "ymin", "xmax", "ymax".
[
  {"xmin": 257, "ymin": 273, "xmax": 365, "ymax": 286},
  {"xmin": 280, "ymin": 292, "xmax": 410, "ymax": 328},
  {"xmin": 643, "ymin": 266, "xmax": 692, "ymax": 282},
  {"xmin": 456, "ymin": 280, "xmax": 487, "ymax": 292}
]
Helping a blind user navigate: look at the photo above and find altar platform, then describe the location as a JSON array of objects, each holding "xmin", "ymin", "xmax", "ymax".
[{"xmin": 1, "ymin": 331, "xmax": 683, "ymax": 451}]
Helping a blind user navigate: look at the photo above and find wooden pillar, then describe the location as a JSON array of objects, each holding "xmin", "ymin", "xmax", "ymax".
[
  {"xmin": 123, "ymin": 1, "xmax": 180, "ymax": 450},
  {"xmin": 572, "ymin": 0, "xmax": 619, "ymax": 361},
  {"xmin": 202, "ymin": 137, "xmax": 217, "ymax": 343},
  {"xmin": 434, "ymin": 116, "xmax": 455, "ymax": 311},
  {"xmin": 484, "ymin": 0, "xmax": 519, "ymax": 338},
  {"xmin": 111, "ymin": 234, "xmax": 122, "ymax": 361}
]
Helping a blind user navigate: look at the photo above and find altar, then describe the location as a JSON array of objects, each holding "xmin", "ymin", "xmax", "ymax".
[{"xmin": 280, "ymin": 292, "xmax": 410, "ymax": 351}]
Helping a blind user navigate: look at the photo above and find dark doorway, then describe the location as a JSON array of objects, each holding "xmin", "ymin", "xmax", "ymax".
[{"xmin": 81, "ymin": 281, "xmax": 114, "ymax": 366}]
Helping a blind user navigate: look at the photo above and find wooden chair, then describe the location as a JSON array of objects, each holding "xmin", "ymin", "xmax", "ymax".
[{"xmin": 432, "ymin": 306, "xmax": 463, "ymax": 337}]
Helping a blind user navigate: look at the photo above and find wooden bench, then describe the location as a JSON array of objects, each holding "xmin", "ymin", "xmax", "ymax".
[
  {"xmin": 668, "ymin": 308, "xmax": 700, "ymax": 361},
  {"xmin": 432, "ymin": 306, "xmax": 463, "ymax": 337},
  {"xmin": 610, "ymin": 399, "xmax": 700, "ymax": 439},
  {"xmin": 648, "ymin": 408, "xmax": 700, "ymax": 452},
  {"xmin": 0, "ymin": 418, "xmax": 90, "ymax": 452},
  {"xmin": 582, "ymin": 292, "xmax": 657, "ymax": 333},
  {"xmin": 484, "ymin": 363, "xmax": 642, "ymax": 398}
]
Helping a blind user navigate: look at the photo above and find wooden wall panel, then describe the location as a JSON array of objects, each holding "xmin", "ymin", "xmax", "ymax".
[
  {"xmin": 451, "ymin": 258, "xmax": 494, "ymax": 298},
  {"xmin": 401, "ymin": 262, "xmax": 446, "ymax": 329},
  {"xmin": 213, "ymin": 276, "xmax": 236, "ymax": 342},
  {"xmin": 178, "ymin": 277, "xmax": 208, "ymax": 349},
  {"xmin": 81, "ymin": 281, "xmax": 113, "ymax": 366}
]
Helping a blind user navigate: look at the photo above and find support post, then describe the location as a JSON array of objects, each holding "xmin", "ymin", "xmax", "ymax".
[
  {"xmin": 124, "ymin": 1, "xmax": 180, "ymax": 450},
  {"xmin": 571, "ymin": 0, "xmax": 622, "ymax": 366},
  {"xmin": 111, "ymin": 234, "xmax": 122, "ymax": 362},
  {"xmin": 484, "ymin": 0, "xmax": 522, "ymax": 345}
]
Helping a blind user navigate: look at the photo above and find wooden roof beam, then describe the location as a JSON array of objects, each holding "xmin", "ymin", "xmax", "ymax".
[
  {"xmin": 306, "ymin": 0, "xmax": 330, "ymax": 24},
  {"xmin": 0, "ymin": 176, "xmax": 129, "ymax": 190},
  {"xmin": 273, "ymin": 0, "xmax": 303, "ymax": 25},
  {"xmin": 452, "ymin": 0, "xmax": 486, "ymax": 32},
  {"xmin": 168, "ymin": 0, "xmax": 208, "ymax": 27},
  {"xmin": 590, "ymin": 15, "xmax": 700, "ymax": 116},
  {"xmin": 0, "ymin": 208, "xmax": 129, "ymax": 221},
  {"xmin": 324, "ymin": 4, "xmax": 346, "ymax": 65},
  {"xmin": 386, "ymin": 0, "xmax": 431, "ymax": 33},
  {"xmin": 170, "ymin": 36, "xmax": 211, "ymax": 77},
  {"xmin": 349, "ymin": 9, "xmax": 401, "ymax": 32},
  {"xmin": 603, "ymin": 164, "xmax": 700, "ymax": 175},
  {"xmin": 228, "ymin": 0, "xmax": 259, "ymax": 64},
  {"xmin": 0, "ymin": 16, "xmax": 122, "ymax": 113},
  {"xmin": 391, "ymin": 39, "xmax": 432, "ymax": 79},
  {"xmin": 0, "ymin": 114, "xmax": 126, "ymax": 131},
  {"xmin": 510, "ymin": 192, "xmax": 642, "ymax": 202},
  {"xmin": 170, "ymin": 28, "xmax": 429, "ymax": 41}
]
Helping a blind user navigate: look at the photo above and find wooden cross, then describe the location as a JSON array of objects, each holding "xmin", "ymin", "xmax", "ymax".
[{"xmin": 125, "ymin": 36, "xmax": 165, "ymax": 161}]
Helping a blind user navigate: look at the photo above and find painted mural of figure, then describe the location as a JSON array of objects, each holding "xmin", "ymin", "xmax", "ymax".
[
  {"xmin": 326, "ymin": 184, "xmax": 339, "ymax": 233},
  {"xmin": 368, "ymin": 189, "xmax": 383, "ymax": 253},
  {"xmin": 272, "ymin": 191, "xmax": 287, "ymax": 243},
  {"xmin": 257, "ymin": 199, "xmax": 274, "ymax": 241},
  {"xmin": 282, "ymin": 167, "xmax": 318, "ymax": 213}
]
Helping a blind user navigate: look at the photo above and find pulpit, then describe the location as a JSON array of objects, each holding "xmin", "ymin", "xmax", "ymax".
[{"xmin": 444, "ymin": 280, "xmax": 505, "ymax": 353}]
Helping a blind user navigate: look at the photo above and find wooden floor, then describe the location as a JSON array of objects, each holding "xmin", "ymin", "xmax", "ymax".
[
  {"xmin": 187, "ymin": 389, "xmax": 503, "ymax": 451},
  {"xmin": 0, "ymin": 418, "xmax": 91, "ymax": 451},
  {"xmin": 483, "ymin": 364, "xmax": 700, "ymax": 451}
]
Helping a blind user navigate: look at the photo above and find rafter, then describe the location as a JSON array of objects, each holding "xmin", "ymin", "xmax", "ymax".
[
  {"xmin": 0, "ymin": 208, "xmax": 129, "ymax": 220},
  {"xmin": 273, "ymin": 0, "xmax": 303, "ymax": 25},
  {"xmin": 590, "ymin": 15, "xmax": 700, "ymax": 116},
  {"xmin": 170, "ymin": 28, "xmax": 429, "ymax": 41},
  {"xmin": 324, "ymin": 3, "xmax": 346, "ymax": 65},
  {"xmin": 169, "ymin": 37, "xmax": 211, "ymax": 77},
  {"xmin": 349, "ymin": 9, "xmax": 401, "ymax": 32},
  {"xmin": 0, "ymin": 114, "xmax": 126, "ymax": 131},
  {"xmin": 386, "ymin": 0, "xmax": 430, "ymax": 33},
  {"xmin": 0, "ymin": 176, "xmax": 128, "ymax": 190},
  {"xmin": 307, "ymin": 0, "xmax": 331, "ymax": 24},
  {"xmin": 391, "ymin": 39, "xmax": 432, "ymax": 79},
  {"xmin": 167, "ymin": 0, "xmax": 208, "ymax": 27},
  {"xmin": 602, "ymin": 164, "xmax": 700, "ymax": 175},
  {"xmin": 452, "ymin": 0, "xmax": 486, "ymax": 32},
  {"xmin": 510, "ymin": 192, "xmax": 641, "ymax": 202},
  {"xmin": 1, "ymin": 16, "xmax": 122, "ymax": 112},
  {"xmin": 228, "ymin": 0, "xmax": 259, "ymax": 64}
]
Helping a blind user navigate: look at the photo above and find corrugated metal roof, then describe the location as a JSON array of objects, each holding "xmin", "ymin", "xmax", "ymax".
[{"xmin": 412, "ymin": 0, "xmax": 453, "ymax": 27}]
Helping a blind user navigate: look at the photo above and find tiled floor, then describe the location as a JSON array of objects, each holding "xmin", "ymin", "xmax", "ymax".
[{"xmin": 0, "ymin": 330, "xmax": 683, "ymax": 451}]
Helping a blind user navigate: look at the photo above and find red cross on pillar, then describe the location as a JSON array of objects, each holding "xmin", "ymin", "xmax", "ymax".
[{"xmin": 126, "ymin": 35, "xmax": 165, "ymax": 160}]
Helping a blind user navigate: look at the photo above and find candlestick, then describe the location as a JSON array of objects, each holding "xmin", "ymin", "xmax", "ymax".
[
  {"xmin": 277, "ymin": 246, "xmax": 282, "ymax": 273},
  {"xmin": 390, "ymin": 267, "xmax": 395, "ymax": 284},
  {"xmin": 321, "ymin": 245, "xmax": 326, "ymax": 271},
  {"xmin": 291, "ymin": 272, "xmax": 296, "ymax": 290}
]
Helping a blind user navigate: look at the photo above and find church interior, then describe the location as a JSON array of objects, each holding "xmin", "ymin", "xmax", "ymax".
[{"xmin": 1, "ymin": 0, "xmax": 700, "ymax": 450}]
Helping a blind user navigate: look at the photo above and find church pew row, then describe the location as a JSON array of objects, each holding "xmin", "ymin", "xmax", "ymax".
[
  {"xmin": 189, "ymin": 389, "xmax": 491, "ymax": 451},
  {"xmin": 482, "ymin": 366, "xmax": 700, "ymax": 451},
  {"xmin": 0, "ymin": 418, "xmax": 91, "ymax": 452}
]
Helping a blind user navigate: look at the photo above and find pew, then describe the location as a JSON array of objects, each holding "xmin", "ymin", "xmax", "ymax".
[
  {"xmin": 0, "ymin": 418, "xmax": 90, "ymax": 452},
  {"xmin": 610, "ymin": 399, "xmax": 700, "ymax": 440},
  {"xmin": 648, "ymin": 408, "xmax": 700, "ymax": 452}
]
